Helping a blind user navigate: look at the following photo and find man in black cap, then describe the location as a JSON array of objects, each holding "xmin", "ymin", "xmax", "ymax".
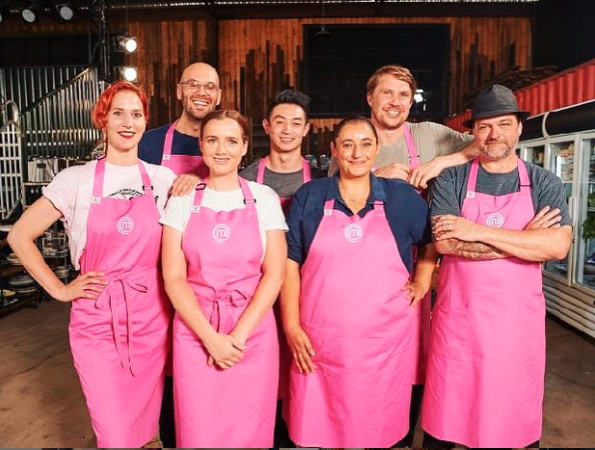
[{"xmin": 420, "ymin": 84, "xmax": 572, "ymax": 448}]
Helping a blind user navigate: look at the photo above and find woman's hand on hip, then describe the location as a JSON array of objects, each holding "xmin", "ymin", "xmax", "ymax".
[
  {"xmin": 286, "ymin": 325, "xmax": 316, "ymax": 374},
  {"xmin": 402, "ymin": 280, "xmax": 430, "ymax": 307},
  {"xmin": 55, "ymin": 271, "xmax": 107, "ymax": 302},
  {"xmin": 204, "ymin": 332, "xmax": 246, "ymax": 370}
]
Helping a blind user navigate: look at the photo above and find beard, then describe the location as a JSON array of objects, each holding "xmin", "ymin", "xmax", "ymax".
[{"xmin": 480, "ymin": 141, "xmax": 517, "ymax": 161}]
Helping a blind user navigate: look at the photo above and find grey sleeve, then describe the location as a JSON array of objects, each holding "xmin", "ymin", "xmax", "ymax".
[
  {"xmin": 239, "ymin": 160, "xmax": 259, "ymax": 182},
  {"xmin": 533, "ymin": 167, "xmax": 572, "ymax": 227},
  {"xmin": 430, "ymin": 166, "xmax": 465, "ymax": 218},
  {"xmin": 426, "ymin": 122, "xmax": 474, "ymax": 157}
]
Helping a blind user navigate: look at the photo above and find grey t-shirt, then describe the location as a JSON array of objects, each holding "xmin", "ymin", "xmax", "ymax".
[
  {"xmin": 328, "ymin": 121, "xmax": 474, "ymax": 176},
  {"xmin": 430, "ymin": 159, "xmax": 572, "ymax": 227},
  {"xmin": 240, "ymin": 159, "xmax": 326, "ymax": 198}
]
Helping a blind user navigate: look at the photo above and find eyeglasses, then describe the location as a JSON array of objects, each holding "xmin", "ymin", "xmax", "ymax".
[{"xmin": 179, "ymin": 80, "xmax": 220, "ymax": 95}]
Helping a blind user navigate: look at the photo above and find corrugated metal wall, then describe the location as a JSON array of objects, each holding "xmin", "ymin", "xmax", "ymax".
[{"xmin": 445, "ymin": 58, "xmax": 595, "ymax": 131}]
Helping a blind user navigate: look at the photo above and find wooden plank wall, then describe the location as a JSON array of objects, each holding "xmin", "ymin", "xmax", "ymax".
[
  {"xmin": 1, "ymin": 15, "xmax": 532, "ymax": 158},
  {"xmin": 216, "ymin": 16, "xmax": 532, "ymax": 158},
  {"xmin": 128, "ymin": 20, "xmax": 215, "ymax": 127}
]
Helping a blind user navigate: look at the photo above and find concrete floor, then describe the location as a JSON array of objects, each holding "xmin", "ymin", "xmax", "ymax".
[{"xmin": 0, "ymin": 300, "xmax": 594, "ymax": 448}]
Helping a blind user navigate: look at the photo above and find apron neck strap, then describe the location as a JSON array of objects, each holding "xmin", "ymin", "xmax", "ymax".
[
  {"xmin": 239, "ymin": 176, "xmax": 256, "ymax": 207},
  {"xmin": 162, "ymin": 120, "xmax": 179, "ymax": 161},
  {"xmin": 256, "ymin": 157, "xmax": 267, "ymax": 184},
  {"xmin": 91, "ymin": 157, "xmax": 106, "ymax": 203},
  {"xmin": 517, "ymin": 158, "xmax": 531, "ymax": 192},
  {"xmin": 302, "ymin": 157, "xmax": 312, "ymax": 183},
  {"xmin": 467, "ymin": 157, "xmax": 480, "ymax": 194},
  {"xmin": 403, "ymin": 124, "xmax": 420, "ymax": 169},
  {"xmin": 373, "ymin": 199, "xmax": 385, "ymax": 216},
  {"xmin": 138, "ymin": 160, "xmax": 155, "ymax": 198},
  {"xmin": 323, "ymin": 198, "xmax": 334, "ymax": 215}
]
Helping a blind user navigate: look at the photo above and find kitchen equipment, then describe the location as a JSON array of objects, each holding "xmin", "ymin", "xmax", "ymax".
[
  {"xmin": 11, "ymin": 286, "xmax": 38, "ymax": 295},
  {"xmin": 53, "ymin": 266, "xmax": 70, "ymax": 279},
  {"xmin": 27, "ymin": 156, "xmax": 57, "ymax": 182},
  {"xmin": 9, "ymin": 273, "xmax": 35, "ymax": 288},
  {"xmin": 6, "ymin": 253, "xmax": 22, "ymax": 265}
]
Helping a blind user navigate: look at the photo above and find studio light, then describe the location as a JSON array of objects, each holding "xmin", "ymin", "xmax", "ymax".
[
  {"xmin": 20, "ymin": 1, "xmax": 75, "ymax": 24},
  {"xmin": 0, "ymin": 1, "xmax": 10, "ymax": 24},
  {"xmin": 21, "ymin": 1, "xmax": 43, "ymax": 23},
  {"xmin": 55, "ymin": 3, "xmax": 74, "ymax": 21},
  {"xmin": 414, "ymin": 89, "xmax": 425, "ymax": 103},
  {"xmin": 115, "ymin": 66, "xmax": 138, "ymax": 83},
  {"xmin": 113, "ymin": 35, "xmax": 138, "ymax": 53}
]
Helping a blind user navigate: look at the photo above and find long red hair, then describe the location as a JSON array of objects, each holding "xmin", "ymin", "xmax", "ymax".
[{"xmin": 92, "ymin": 81, "xmax": 150, "ymax": 130}]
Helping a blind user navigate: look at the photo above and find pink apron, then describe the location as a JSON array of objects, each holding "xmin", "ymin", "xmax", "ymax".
[
  {"xmin": 173, "ymin": 177, "xmax": 279, "ymax": 447},
  {"xmin": 162, "ymin": 121, "xmax": 209, "ymax": 177},
  {"xmin": 257, "ymin": 156, "xmax": 312, "ymax": 401},
  {"xmin": 69, "ymin": 158, "xmax": 171, "ymax": 447},
  {"xmin": 256, "ymin": 156, "xmax": 312, "ymax": 214},
  {"xmin": 286, "ymin": 197, "xmax": 415, "ymax": 447},
  {"xmin": 403, "ymin": 124, "xmax": 431, "ymax": 385},
  {"xmin": 422, "ymin": 158, "xmax": 545, "ymax": 447}
]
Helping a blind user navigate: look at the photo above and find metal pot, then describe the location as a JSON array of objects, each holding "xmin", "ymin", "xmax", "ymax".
[{"xmin": 27, "ymin": 156, "xmax": 57, "ymax": 182}]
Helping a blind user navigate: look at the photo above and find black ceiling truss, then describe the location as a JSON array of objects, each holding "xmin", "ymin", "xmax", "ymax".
[{"xmin": 3, "ymin": 0, "xmax": 539, "ymax": 22}]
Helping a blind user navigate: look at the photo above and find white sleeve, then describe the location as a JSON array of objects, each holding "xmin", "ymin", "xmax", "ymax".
[
  {"xmin": 146, "ymin": 163, "xmax": 177, "ymax": 213},
  {"xmin": 42, "ymin": 165, "xmax": 83, "ymax": 225},
  {"xmin": 159, "ymin": 192, "xmax": 194, "ymax": 233},
  {"xmin": 253, "ymin": 183, "xmax": 289, "ymax": 232}
]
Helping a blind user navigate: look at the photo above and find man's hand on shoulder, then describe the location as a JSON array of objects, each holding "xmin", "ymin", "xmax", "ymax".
[
  {"xmin": 408, "ymin": 156, "xmax": 448, "ymax": 190},
  {"xmin": 373, "ymin": 162, "xmax": 410, "ymax": 182},
  {"xmin": 170, "ymin": 174, "xmax": 201, "ymax": 196}
]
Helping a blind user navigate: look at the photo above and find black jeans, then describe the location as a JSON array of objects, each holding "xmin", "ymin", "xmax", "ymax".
[
  {"xmin": 159, "ymin": 375, "xmax": 176, "ymax": 447},
  {"xmin": 393, "ymin": 384, "xmax": 425, "ymax": 448}
]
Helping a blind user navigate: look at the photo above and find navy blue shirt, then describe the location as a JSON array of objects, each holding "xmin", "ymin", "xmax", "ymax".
[
  {"xmin": 138, "ymin": 123, "xmax": 201, "ymax": 165},
  {"xmin": 287, "ymin": 175, "xmax": 431, "ymax": 273}
]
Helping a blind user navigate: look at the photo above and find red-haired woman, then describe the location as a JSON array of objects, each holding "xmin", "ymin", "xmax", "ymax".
[{"xmin": 8, "ymin": 81, "xmax": 176, "ymax": 447}]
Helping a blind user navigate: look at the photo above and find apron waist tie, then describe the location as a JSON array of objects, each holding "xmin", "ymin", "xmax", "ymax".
[
  {"xmin": 96, "ymin": 278, "xmax": 149, "ymax": 376},
  {"xmin": 203, "ymin": 290, "xmax": 250, "ymax": 332}
]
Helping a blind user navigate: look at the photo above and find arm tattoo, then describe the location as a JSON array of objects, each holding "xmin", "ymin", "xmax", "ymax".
[
  {"xmin": 440, "ymin": 238, "xmax": 506, "ymax": 260},
  {"xmin": 432, "ymin": 216, "xmax": 506, "ymax": 260}
]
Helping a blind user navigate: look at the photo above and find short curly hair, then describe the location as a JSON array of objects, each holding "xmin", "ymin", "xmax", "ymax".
[{"xmin": 266, "ymin": 89, "xmax": 311, "ymax": 120}]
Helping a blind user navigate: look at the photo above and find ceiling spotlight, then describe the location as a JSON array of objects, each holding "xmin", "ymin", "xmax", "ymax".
[
  {"xmin": 21, "ymin": 1, "xmax": 43, "ymax": 23},
  {"xmin": 315, "ymin": 24, "xmax": 332, "ymax": 38},
  {"xmin": 115, "ymin": 66, "xmax": 138, "ymax": 83},
  {"xmin": 113, "ymin": 35, "xmax": 138, "ymax": 53},
  {"xmin": 0, "ymin": 2, "xmax": 10, "ymax": 24},
  {"xmin": 55, "ymin": 3, "xmax": 74, "ymax": 21}
]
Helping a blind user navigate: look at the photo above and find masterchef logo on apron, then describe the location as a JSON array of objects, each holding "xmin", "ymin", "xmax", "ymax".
[
  {"xmin": 117, "ymin": 216, "xmax": 135, "ymax": 235},
  {"xmin": 344, "ymin": 223, "xmax": 363, "ymax": 243},
  {"xmin": 486, "ymin": 213, "xmax": 505, "ymax": 228},
  {"xmin": 213, "ymin": 223, "xmax": 231, "ymax": 243}
]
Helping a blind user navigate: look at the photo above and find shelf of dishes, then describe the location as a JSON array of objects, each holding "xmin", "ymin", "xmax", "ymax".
[
  {"xmin": 4, "ymin": 253, "xmax": 71, "ymax": 279},
  {"xmin": 1, "ymin": 251, "xmax": 72, "ymax": 309}
]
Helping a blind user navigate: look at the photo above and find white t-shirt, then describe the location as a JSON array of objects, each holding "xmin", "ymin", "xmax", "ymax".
[
  {"xmin": 43, "ymin": 160, "xmax": 176, "ymax": 270},
  {"xmin": 160, "ymin": 181, "xmax": 288, "ymax": 254}
]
